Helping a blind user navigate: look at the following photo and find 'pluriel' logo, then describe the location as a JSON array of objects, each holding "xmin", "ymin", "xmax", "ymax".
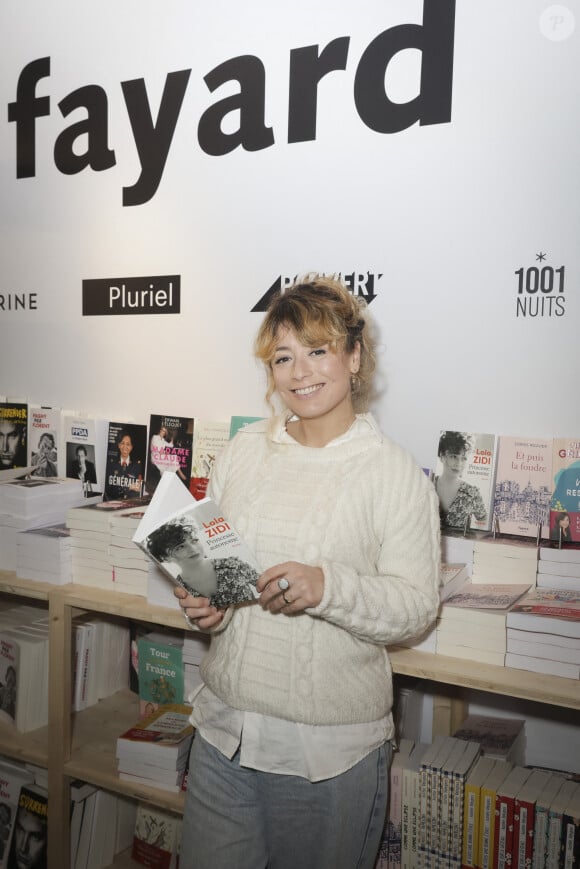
[{"xmin": 82, "ymin": 275, "xmax": 180, "ymax": 316}]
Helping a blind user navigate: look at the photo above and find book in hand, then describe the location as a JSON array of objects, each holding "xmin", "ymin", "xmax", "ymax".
[{"xmin": 133, "ymin": 471, "xmax": 260, "ymax": 609}]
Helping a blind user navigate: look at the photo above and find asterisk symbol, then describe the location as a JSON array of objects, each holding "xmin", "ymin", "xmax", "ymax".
[{"xmin": 536, "ymin": 252, "xmax": 547, "ymax": 261}]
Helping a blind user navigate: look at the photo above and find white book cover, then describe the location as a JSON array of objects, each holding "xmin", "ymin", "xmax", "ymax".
[
  {"xmin": 190, "ymin": 419, "xmax": 230, "ymax": 500},
  {"xmin": 493, "ymin": 436, "xmax": 552, "ymax": 539},
  {"xmin": 27, "ymin": 405, "xmax": 63, "ymax": 478},
  {"xmin": 133, "ymin": 471, "xmax": 260, "ymax": 608},
  {"xmin": 62, "ymin": 415, "xmax": 109, "ymax": 497}
]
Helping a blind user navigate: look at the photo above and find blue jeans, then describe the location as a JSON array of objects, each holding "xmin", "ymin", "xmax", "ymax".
[{"xmin": 179, "ymin": 734, "xmax": 391, "ymax": 869}]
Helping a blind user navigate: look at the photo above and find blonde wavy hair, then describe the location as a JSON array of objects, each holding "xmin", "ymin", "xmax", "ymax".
[{"xmin": 254, "ymin": 275, "xmax": 376, "ymax": 412}]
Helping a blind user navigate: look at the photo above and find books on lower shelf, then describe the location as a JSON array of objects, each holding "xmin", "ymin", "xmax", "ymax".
[
  {"xmin": 116, "ymin": 704, "xmax": 194, "ymax": 793},
  {"xmin": 376, "ymin": 737, "xmax": 414, "ymax": 868},
  {"xmin": 72, "ymin": 615, "xmax": 130, "ymax": 712},
  {"xmin": 133, "ymin": 471, "xmax": 260, "ymax": 608},
  {"xmin": 0, "ymin": 605, "xmax": 49, "ymax": 732},
  {"xmin": 132, "ymin": 802, "xmax": 182, "ymax": 869},
  {"xmin": 70, "ymin": 779, "xmax": 137, "ymax": 869},
  {"xmin": 7, "ymin": 782, "xmax": 48, "ymax": 869},
  {"xmin": 0, "ymin": 757, "xmax": 34, "ymax": 869},
  {"xmin": 453, "ymin": 714, "xmax": 526, "ymax": 765}
]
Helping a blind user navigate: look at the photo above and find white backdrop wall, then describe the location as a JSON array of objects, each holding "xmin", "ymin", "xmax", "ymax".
[{"xmin": 1, "ymin": 0, "xmax": 578, "ymax": 469}]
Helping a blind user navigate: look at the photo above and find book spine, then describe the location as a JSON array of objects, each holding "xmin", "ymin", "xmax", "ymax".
[
  {"xmin": 532, "ymin": 807, "xmax": 549, "ymax": 869},
  {"xmin": 480, "ymin": 788, "xmax": 496, "ymax": 869},
  {"xmin": 562, "ymin": 814, "xmax": 580, "ymax": 869},
  {"xmin": 513, "ymin": 798, "xmax": 533, "ymax": 869},
  {"xmin": 495, "ymin": 793, "xmax": 516, "ymax": 869},
  {"xmin": 462, "ymin": 783, "xmax": 480, "ymax": 868},
  {"xmin": 451, "ymin": 772, "xmax": 467, "ymax": 863},
  {"xmin": 547, "ymin": 812, "xmax": 563, "ymax": 869}
]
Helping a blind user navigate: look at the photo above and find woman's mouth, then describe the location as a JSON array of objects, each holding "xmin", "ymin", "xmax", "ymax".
[{"xmin": 293, "ymin": 384, "xmax": 323, "ymax": 396}]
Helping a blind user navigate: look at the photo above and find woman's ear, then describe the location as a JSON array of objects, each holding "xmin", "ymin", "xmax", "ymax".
[{"xmin": 350, "ymin": 341, "xmax": 361, "ymax": 374}]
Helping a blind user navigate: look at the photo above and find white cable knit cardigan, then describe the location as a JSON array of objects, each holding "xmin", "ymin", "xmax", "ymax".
[{"xmin": 200, "ymin": 413, "xmax": 441, "ymax": 729}]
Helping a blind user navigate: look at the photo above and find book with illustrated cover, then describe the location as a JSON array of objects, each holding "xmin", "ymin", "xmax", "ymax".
[
  {"xmin": 137, "ymin": 631, "xmax": 186, "ymax": 718},
  {"xmin": 145, "ymin": 413, "xmax": 194, "ymax": 496},
  {"xmin": 104, "ymin": 421, "xmax": 147, "ymax": 501},
  {"xmin": 189, "ymin": 420, "xmax": 229, "ymax": 501},
  {"xmin": 453, "ymin": 715, "xmax": 525, "ymax": 765},
  {"xmin": 493, "ymin": 436, "xmax": 552, "ymax": 539},
  {"xmin": 0, "ymin": 402, "xmax": 28, "ymax": 471},
  {"xmin": 549, "ymin": 437, "xmax": 580, "ymax": 543},
  {"xmin": 133, "ymin": 471, "xmax": 260, "ymax": 609},
  {"xmin": 434, "ymin": 431, "xmax": 498, "ymax": 532},
  {"xmin": 444, "ymin": 583, "xmax": 531, "ymax": 611},
  {"xmin": 508, "ymin": 588, "xmax": 580, "ymax": 621},
  {"xmin": 116, "ymin": 704, "xmax": 194, "ymax": 768},
  {"xmin": 27, "ymin": 405, "xmax": 62, "ymax": 478},
  {"xmin": 132, "ymin": 803, "xmax": 181, "ymax": 869}
]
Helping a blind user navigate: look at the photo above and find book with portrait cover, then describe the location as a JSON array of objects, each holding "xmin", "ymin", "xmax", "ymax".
[
  {"xmin": 549, "ymin": 437, "xmax": 580, "ymax": 543},
  {"xmin": 434, "ymin": 431, "xmax": 498, "ymax": 533},
  {"xmin": 0, "ymin": 758, "xmax": 34, "ymax": 869},
  {"xmin": 104, "ymin": 421, "xmax": 147, "ymax": 501},
  {"xmin": 6, "ymin": 783, "xmax": 48, "ymax": 869},
  {"xmin": 0, "ymin": 402, "xmax": 28, "ymax": 472},
  {"xmin": 493, "ymin": 435, "xmax": 552, "ymax": 539},
  {"xmin": 145, "ymin": 413, "xmax": 194, "ymax": 496},
  {"xmin": 27, "ymin": 405, "xmax": 62, "ymax": 478},
  {"xmin": 133, "ymin": 470, "xmax": 260, "ymax": 608},
  {"xmin": 62, "ymin": 414, "xmax": 109, "ymax": 498}
]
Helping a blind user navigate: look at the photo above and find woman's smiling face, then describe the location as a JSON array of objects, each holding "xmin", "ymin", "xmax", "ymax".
[{"xmin": 271, "ymin": 326, "xmax": 359, "ymax": 427}]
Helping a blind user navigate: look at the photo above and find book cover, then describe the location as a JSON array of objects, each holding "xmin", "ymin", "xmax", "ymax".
[
  {"xmin": 453, "ymin": 715, "xmax": 525, "ymax": 764},
  {"xmin": 549, "ymin": 437, "xmax": 580, "ymax": 544},
  {"xmin": 546, "ymin": 779, "xmax": 578, "ymax": 869},
  {"xmin": 104, "ymin": 421, "xmax": 147, "ymax": 501},
  {"xmin": 561, "ymin": 784, "xmax": 580, "ymax": 869},
  {"xmin": 133, "ymin": 471, "xmax": 260, "ymax": 608},
  {"xmin": 532, "ymin": 774, "xmax": 569, "ymax": 869},
  {"xmin": 63, "ymin": 415, "xmax": 108, "ymax": 498},
  {"xmin": 145, "ymin": 413, "xmax": 193, "ymax": 496},
  {"xmin": 509, "ymin": 588, "xmax": 580, "ymax": 620},
  {"xmin": 0, "ymin": 759, "xmax": 34, "ymax": 869},
  {"xmin": 493, "ymin": 435, "xmax": 552, "ymax": 539},
  {"xmin": 189, "ymin": 420, "xmax": 229, "ymax": 501},
  {"xmin": 0, "ymin": 636, "xmax": 18, "ymax": 727},
  {"xmin": 137, "ymin": 631, "xmax": 186, "ymax": 718},
  {"xmin": 401, "ymin": 743, "xmax": 429, "ymax": 869},
  {"xmin": 444, "ymin": 583, "xmax": 531, "ymax": 611},
  {"xmin": 0, "ymin": 402, "xmax": 28, "ymax": 472},
  {"xmin": 131, "ymin": 803, "xmax": 181, "ymax": 869},
  {"xmin": 229, "ymin": 415, "xmax": 264, "ymax": 439},
  {"xmin": 440, "ymin": 563, "xmax": 470, "ymax": 602},
  {"xmin": 449, "ymin": 739, "xmax": 481, "ymax": 864},
  {"xmin": 380, "ymin": 738, "xmax": 413, "ymax": 869},
  {"xmin": 435, "ymin": 430, "xmax": 498, "ymax": 532},
  {"xmin": 27, "ymin": 405, "xmax": 61, "ymax": 478},
  {"xmin": 7, "ymin": 783, "xmax": 48, "ymax": 869}
]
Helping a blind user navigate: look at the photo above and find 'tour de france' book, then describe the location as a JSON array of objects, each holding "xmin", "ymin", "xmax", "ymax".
[{"xmin": 133, "ymin": 471, "xmax": 260, "ymax": 609}]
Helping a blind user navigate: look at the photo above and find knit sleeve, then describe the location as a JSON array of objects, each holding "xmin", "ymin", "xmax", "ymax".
[{"xmin": 307, "ymin": 459, "xmax": 441, "ymax": 646}]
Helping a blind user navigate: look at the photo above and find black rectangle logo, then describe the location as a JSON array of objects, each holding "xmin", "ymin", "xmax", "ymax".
[{"xmin": 82, "ymin": 275, "xmax": 181, "ymax": 315}]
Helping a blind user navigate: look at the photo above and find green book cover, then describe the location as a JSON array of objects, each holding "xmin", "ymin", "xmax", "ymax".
[{"xmin": 137, "ymin": 631, "xmax": 185, "ymax": 717}]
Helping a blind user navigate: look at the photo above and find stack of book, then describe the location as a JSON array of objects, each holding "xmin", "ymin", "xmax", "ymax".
[
  {"xmin": 15, "ymin": 523, "xmax": 73, "ymax": 584},
  {"xmin": 505, "ymin": 588, "xmax": 580, "ymax": 678},
  {"xmin": 0, "ymin": 475, "xmax": 97, "ymax": 569},
  {"xmin": 395, "ymin": 563, "xmax": 471, "ymax": 653},
  {"xmin": 436, "ymin": 583, "xmax": 531, "ymax": 666},
  {"xmin": 441, "ymin": 532, "xmax": 475, "ymax": 573},
  {"xmin": 72, "ymin": 615, "xmax": 131, "ymax": 712},
  {"xmin": 66, "ymin": 497, "xmax": 150, "ymax": 588},
  {"xmin": 0, "ymin": 604, "xmax": 50, "ymax": 732},
  {"xmin": 537, "ymin": 543, "xmax": 580, "ymax": 592},
  {"xmin": 116, "ymin": 704, "xmax": 194, "ymax": 792},
  {"xmin": 453, "ymin": 714, "xmax": 526, "ymax": 766},
  {"xmin": 70, "ymin": 778, "xmax": 137, "ymax": 869},
  {"xmin": 182, "ymin": 631, "xmax": 210, "ymax": 697},
  {"xmin": 108, "ymin": 507, "xmax": 151, "ymax": 596},
  {"xmin": 471, "ymin": 536, "xmax": 539, "ymax": 587}
]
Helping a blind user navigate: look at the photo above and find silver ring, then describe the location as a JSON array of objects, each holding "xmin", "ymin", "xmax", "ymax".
[
  {"xmin": 282, "ymin": 591, "xmax": 291, "ymax": 606},
  {"xmin": 277, "ymin": 578, "xmax": 290, "ymax": 591}
]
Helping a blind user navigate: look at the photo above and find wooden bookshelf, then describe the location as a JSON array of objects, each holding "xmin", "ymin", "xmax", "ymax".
[{"xmin": 1, "ymin": 570, "xmax": 579, "ymax": 869}]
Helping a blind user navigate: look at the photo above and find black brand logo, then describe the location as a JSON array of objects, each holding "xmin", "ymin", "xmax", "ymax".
[
  {"xmin": 7, "ymin": 0, "xmax": 455, "ymax": 206},
  {"xmin": 252, "ymin": 272, "xmax": 382, "ymax": 312},
  {"xmin": 514, "ymin": 254, "xmax": 566, "ymax": 318},
  {"xmin": 82, "ymin": 275, "xmax": 181, "ymax": 316}
]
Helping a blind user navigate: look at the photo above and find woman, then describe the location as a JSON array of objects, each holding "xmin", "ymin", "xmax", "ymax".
[
  {"xmin": 435, "ymin": 431, "xmax": 487, "ymax": 530},
  {"xmin": 175, "ymin": 276, "xmax": 440, "ymax": 869},
  {"xmin": 550, "ymin": 511, "xmax": 572, "ymax": 543}
]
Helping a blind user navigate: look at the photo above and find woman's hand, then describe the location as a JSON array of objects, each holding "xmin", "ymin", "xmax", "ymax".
[
  {"xmin": 174, "ymin": 586, "xmax": 227, "ymax": 630},
  {"xmin": 257, "ymin": 561, "xmax": 324, "ymax": 614}
]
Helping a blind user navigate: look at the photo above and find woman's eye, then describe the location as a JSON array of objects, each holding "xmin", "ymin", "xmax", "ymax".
[
  {"xmin": 310, "ymin": 348, "xmax": 326, "ymax": 357},
  {"xmin": 273, "ymin": 355, "xmax": 290, "ymax": 365}
]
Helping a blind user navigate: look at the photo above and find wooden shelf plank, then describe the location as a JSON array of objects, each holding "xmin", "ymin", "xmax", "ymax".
[
  {"xmin": 58, "ymin": 584, "xmax": 186, "ymax": 629},
  {"xmin": 65, "ymin": 689, "xmax": 185, "ymax": 814},
  {"xmin": 388, "ymin": 646, "xmax": 580, "ymax": 710}
]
